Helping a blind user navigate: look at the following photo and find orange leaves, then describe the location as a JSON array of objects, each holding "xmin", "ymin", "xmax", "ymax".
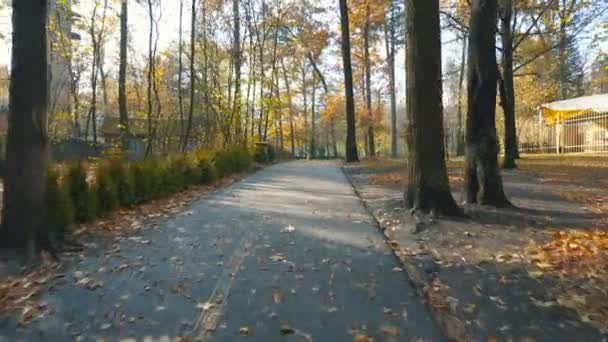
[
  {"xmin": 321, "ymin": 93, "xmax": 345, "ymax": 125},
  {"xmin": 368, "ymin": 172, "xmax": 405, "ymax": 185},
  {"xmin": 529, "ymin": 229, "xmax": 608, "ymax": 275}
]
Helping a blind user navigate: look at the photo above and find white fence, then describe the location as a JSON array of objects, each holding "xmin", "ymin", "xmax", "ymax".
[{"xmin": 518, "ymin": 111, "xmax": 608, "ymax": 154}]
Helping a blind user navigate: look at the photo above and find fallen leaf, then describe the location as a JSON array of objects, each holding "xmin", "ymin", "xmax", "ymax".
[
  {"xmin": 380, "ymin": 325, "xmax": 400, "ymax": 337},
  {"xmin": 239, "ymin": 326, "xmax": 250, "ymax": 336},
  {"xmin": 282, "ymin": 225, "xmax": 296, "ymax": 233},
  {"xmin": 353, "ymin": 334, "xmax": 373, "ymax": 342},
  {"xmin": 280, "ymin": 325, "xmax": 295, "ymax": 336}
]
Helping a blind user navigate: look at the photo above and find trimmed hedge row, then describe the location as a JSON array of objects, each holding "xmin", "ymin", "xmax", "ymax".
[{"xmin": 44, "ymin": 146, "xmax": 253, "ymax": 233}]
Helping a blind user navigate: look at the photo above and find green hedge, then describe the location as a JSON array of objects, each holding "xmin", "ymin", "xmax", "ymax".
[{"xmin": 44, "ymin": 146, "xmax": 254, "ymax": 233}]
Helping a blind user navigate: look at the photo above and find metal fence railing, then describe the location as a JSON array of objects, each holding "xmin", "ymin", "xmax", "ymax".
[{"xmin": 518, "ymin": 111, "xmax": 608, "ymax": 154}]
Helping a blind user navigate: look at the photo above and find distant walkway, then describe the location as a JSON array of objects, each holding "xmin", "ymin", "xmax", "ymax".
[{"xmin": 1, "ymin": 160, "xmax": 444, "ymax": 341}]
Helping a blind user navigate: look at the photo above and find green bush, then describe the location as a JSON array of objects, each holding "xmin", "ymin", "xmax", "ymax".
[
  {"xmin": 114, "ymin": 161, "xmax": 136, "ymax": 207},
  {"xmin": 191, "ymin": 150, "xmax": 216, "ymax": 184},
  {"xmin": 45, "ymin": 167, "xmax": 75, "ymax": 234},
  {"xmin": 66, "ymin": 161, "xmax": 89, "ymax": 223},
  {"xmin": 132, "ymin": 160, "xmax": 158, "ymax": 202},
  {"xmin": 162, "ymin": 155, "xmax": 194, "ymax": 192},
  {"xmin": 95, "ymin": 161, "xmax": 119, "ymax": 214},
  {"xmin": 254, "ymin": 143, "xmax": 276, "ymax": 164},
  {"xmin": 215, "ymin": 146, "xmax": 252, "ymax": 176},
  {"xmin": 86, "ymin": 182, "xmax": 99, "ymax": 221}
]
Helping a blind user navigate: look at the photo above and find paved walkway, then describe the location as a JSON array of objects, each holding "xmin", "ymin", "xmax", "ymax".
[{"xmin": 1, "ymin": 161, "xmax": 443, "ymax": 341}]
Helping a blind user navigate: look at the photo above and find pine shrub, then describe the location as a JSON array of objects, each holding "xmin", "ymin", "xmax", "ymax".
[
  {"xmin": 95, "ymin": 161, "xmax": 120, "ymax": 214},
  {"xmin": 45, "ymin": 167, "xmax": 75, "ymax": 234}
]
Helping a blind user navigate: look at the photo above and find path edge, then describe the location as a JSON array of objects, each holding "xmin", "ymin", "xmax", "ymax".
[{"xmin": 340, "ymin": 164, "xmax": 470, "ymax": 342}]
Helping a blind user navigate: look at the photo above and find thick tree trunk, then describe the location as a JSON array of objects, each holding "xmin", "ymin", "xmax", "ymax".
[
  {"xmin": 404, "ymin": 0, "xmax": 460, "ymax": 216},
  {"xmin": 500, "ymin": 0, "xmax": 518, "ymax": 169},
  {"xmin": 1, "ymin": 0, "xmax": 49, "ymax": 251},
  {"xmin": 182, "ymin": 0, "xmax": 196, "ymax": 152},
  {"xmin": 363, "ymin": 1, "xmax": 375, "ymax": 157},
  {"xmin": 339, "ymin": 0, "xmax": 359, "ymax": 163},
  {"xmin": 464, "ymin": 0, "xmax": 510, "ymax": 207},
  {"xmin": 118, "ymin": 0, "xmax": 129, "ymax": 148}
]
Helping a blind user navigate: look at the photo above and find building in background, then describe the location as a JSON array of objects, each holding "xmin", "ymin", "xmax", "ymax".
[{"xmin": 0, "ymin": 0, "xmax": 79, "ymax": 115}]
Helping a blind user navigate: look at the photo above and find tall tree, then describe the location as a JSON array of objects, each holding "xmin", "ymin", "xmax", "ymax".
[
  {"xmin": 178, "ymin": 0, "xmax": 185, "ymax": 146},
  {"xmin": 384, "ymin": 0, "xmax": 398, "ymax": 158},
  {"xmin": 232, "ymin": 0, "xmax": 242, "ymax": 144},
  {"xmin": 119, "ymin": 0, "xmax": 129, "ymax": 148},
  {"xmin": 499, "ymin": 0, "xmax": 517, "ymax": 169},
  {"xmin": 339, "ymin": 0, "xmax": 359, "ymax": 163},
  {"xmin": 1, "ymin": 0, "xmax": 49, "ymax": 252},
  {"xmin": 182, "ymin": 0, "xmax": 196, "ymax": 151},
  {"xmin": 363, "ymin": 0, "xmax": 375, "ymax": 157},
  {"xmin": 464, "ymin": 0, "xmax": 510, "ymax": 206},
  {"xmin": 404, "ymin": 0, "xmax": 460, "ymax": 215}
]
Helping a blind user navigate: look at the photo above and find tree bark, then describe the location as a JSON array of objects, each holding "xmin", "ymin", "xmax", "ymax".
[
  {"xmin": 119, "ymin": 0, "xmax": 129, "ymax": 148},
  {"xmin": 339, "ymin": 0, "xmax": 359, "ymax": 163},
  {"xmin": 464, "ymin": 0, "xmax": 510, "ymax": 207},
  {"xmin": 310, "ymin": 82, "xmax": 317, "ymax": 159},
  {"xmin": 456, "ymin": 33, "xmax": 467, "ymax": 156},
  {"xmin": 182, "ymin": 0, "xmax": 196, "ymax": 152},
  {"xmin": 500, "ymin": 0, "xmax": 518, "ymax": 169},
  {"xmin": 281, "ymin": 59, "xmax": 296, "ymax": 156},
  {"xmin": 363, "ymin": 0, "xmax": 375, "ymax": 157},
  {"xmin": 404, "ymin": 0, "xmax": 460, "ymax": 216},
  {"xmin": 1, "ymin": 0, "xmax": 49, "ymax": 252},
  {"xmin": 384, "ymin": 1, "xmax": 398, "ymax": 158},
  {"xmin": 178, "ymin": 0, "xmax": 185, "ymax": 148},
  {"xmin": 232, "ymin": 0, "xmax": 242, "ymax": 143},
  {"xmin": 146, "ymin": 0, "xmax": 154, "ymax": 155}
]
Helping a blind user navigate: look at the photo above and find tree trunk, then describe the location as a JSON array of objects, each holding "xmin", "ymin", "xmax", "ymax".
[
  {"xmin": 232, "ymin": 0, "xmax": 242, "ymax": 143},
  {"xmin": 363, "ymin": 1, "xmax": 375, "ymax": 157},
  {"xmin": 339, "ymin": 0, "xmax": 359, "ymax": 163},
  {"xmin": 182, "ymin": 0, "xmax": 196, "ymax": 152},
  {"xmin": 500, "ymin": 0, "xmax": 518, "ymax": 169},
  {"xmin": 178, "ymin": 0, "xmax": 185, "ymax": 148},
  {"xmin": 464, "ymin": 0, "xmax": 510, "ymax": 207},
  {"xmin": 404, "ymin": 0, "xmax": 460, "ymax": 216},
  {"xmin": 281, "ymin": 59, "xmax": 296, "ymax": 156},
  {"xmin": 119, "ymin": 0, "xmax": 129, "ymax": 148},
  {"xmin": 146, "ymin": 0, "xmax": 154, "ymax": 155},
  {"xmin": 1, "ymin": 0, "xmax": 49, "ymax": 252},
  {"xmin": 384, "ymin": 2, "xmax": 398, "ymax": 158},
  {"xmin": 456, "ymin": 33, "xmax": 467, "ymax": 156},
  {"xmin": 310, "ymin": 83, "xmax": 317, "ymax": 159}
]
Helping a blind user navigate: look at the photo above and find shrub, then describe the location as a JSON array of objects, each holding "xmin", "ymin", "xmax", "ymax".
[
  {"xmin": 45, "ymin": 167, "xmax": 75, "ymax": 234},
  {"xmin": 95, "ymin": 161, "xmax": 119, "ymax": 214},
  {"xmin": 132, "ymin": 160, "xmax": 156, "ymax": 202},
  {"xmin": 162, "ymin": 155, "xmax": 194, "ymax": 192},
  {"xmin": 86, "ymin": 182, "xmax": 99, "ymax": 221},
  {"xmin": 216, "ymin": 146, "xmax": 252, "ymax": 176},
  {"xmin": 66, "ymin": 161, "xmax": 90, "ymax": 223},
  {"xmin": 191, "ymin": 150, "xmax": 216, "ymax": 184},
  {"xmin": 254, "ymin": 143, "xmax": 276, "ymax": 164},
  {"xmin": 114, "ymin": 161, "xmax": 136, "ymax": 207}
]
